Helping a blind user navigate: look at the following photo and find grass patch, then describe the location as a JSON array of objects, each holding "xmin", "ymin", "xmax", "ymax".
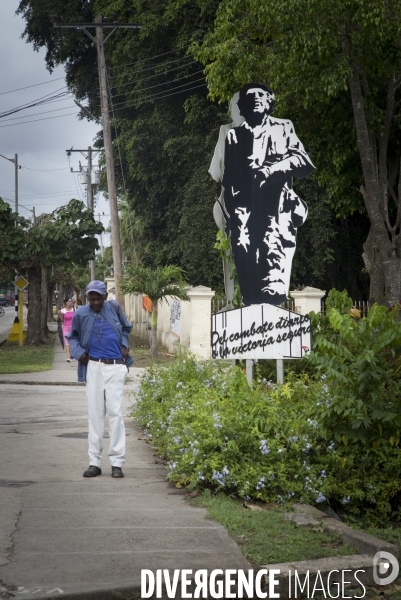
[
  {"xmin": 129, "ymin": 333, "xmax": 178, "ymax": 368},
  {"xmin": 192, "ymin": 491, "xmax": 356, "ymax": 566},
  {"xmin": 0, "ymin": 333, "xmax": 56, "ymax": 374}
]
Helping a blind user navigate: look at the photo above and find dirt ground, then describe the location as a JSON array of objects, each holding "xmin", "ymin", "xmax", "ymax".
[{"xmin": 128, "ymin": 332, "xmax": 177, "ymax": 368}]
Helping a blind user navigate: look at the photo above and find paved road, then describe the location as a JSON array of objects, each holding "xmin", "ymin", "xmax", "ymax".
[{"xmin": 0, "ymin": 334, "xmax": 250, "ymax": 600}]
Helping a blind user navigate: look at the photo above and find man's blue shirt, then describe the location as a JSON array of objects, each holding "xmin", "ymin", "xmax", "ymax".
[
  {"xmin": 89, "ymin": 316, "xmax": 122, "ymax": 359},
  {"xmin": 66, "ymin": 300, "xmax": 133, "ymax": 382}
]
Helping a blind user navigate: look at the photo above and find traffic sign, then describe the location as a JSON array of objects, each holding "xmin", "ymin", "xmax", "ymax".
[{"xmin": 14, "ymin": 275, "xmax": 29, "ymax": 291}]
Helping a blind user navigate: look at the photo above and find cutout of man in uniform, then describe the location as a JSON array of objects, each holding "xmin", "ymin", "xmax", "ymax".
[{"xmin": 221, "ymin": 83, "xmax": 315, "ymax": 306}]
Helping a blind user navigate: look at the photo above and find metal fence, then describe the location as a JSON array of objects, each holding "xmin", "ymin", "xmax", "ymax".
[
  {"xmin": 320, "ymin": 299, "xmax": 370, "ymax": 317},
  {"xmin": 212, "ymin": 297, "xmax": 370, "ymax": 316}
]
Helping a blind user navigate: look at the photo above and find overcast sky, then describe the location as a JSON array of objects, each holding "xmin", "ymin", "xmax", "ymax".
[{"xmin": 0, "ymin": 2, "xmax": 110, "ymax": 245}]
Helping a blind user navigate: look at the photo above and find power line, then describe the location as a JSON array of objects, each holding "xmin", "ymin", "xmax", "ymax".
[
  {"xmin": 72, "ymin": 171, "xmax": 84, "ymax": 203},
  {"xmin": 108, "ymin": 54, "xmax": 193, "ymax": 80},
  {"xmin": 0, "ymin": 76, "xmax": 66, "ymax": 96},
  {"xmin": 0, "ymin": 86, "xmax": 70, "ymax": 119},
  {"xmin": 108, "ymin": 43, "xmax": 192, "ymax": 71},
  {"xmin": 20, "ymin": 165, "xmax": 71, "ymax": 172},
  {"xmin": 109, "ymin": 59, "xmax": 198, "ymax": 90},
  {"xmin": 110, "ymin": 76, "xmax": 205, "ymax": 108},
  {"xmin": 108, "ymin": 69, "xmax": 204, "ymax": 103},
  {"xmin": 112, "ymin": 80, "xmax": 207, "ymax": 111},
  {"xmin": 19, "ymin": 200, "xmax": 78, "ymax": 207},
  {"xmin": 0, "ymin": 110, "xmax": 79, "ymax": 128},
  {"xmin": 15, "ymin": 191, "xmax": 77, "ymax": 199},
  {"xmin": 0, "ymin": 103, "xmax": 78, "ymax": 124}
]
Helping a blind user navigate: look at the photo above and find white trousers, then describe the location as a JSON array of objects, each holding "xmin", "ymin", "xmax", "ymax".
[{"xmin": 86, "ymin": 360, "xmax": 127, "ymax": 468}]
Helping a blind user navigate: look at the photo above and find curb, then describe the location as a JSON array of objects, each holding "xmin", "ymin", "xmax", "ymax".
[
  {"xmin": 12, "ymin": 585, "xmax": 146, "ymax": 600},
  {"xmin": 0, "ymin": 380, "xmax": 85, "ymax": 386},
  {"xmin": 260, "ymin": 503, "xmax": 399, "ymax": 595},
  {"xmin": 292, "ymin": 503, "xmax": 398, "ymax": 557}
]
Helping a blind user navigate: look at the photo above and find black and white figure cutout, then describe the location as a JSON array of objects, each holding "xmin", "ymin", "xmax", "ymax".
[{"xmin": 218, "ymin": 83, "xmax": 315, "ymax": 306}]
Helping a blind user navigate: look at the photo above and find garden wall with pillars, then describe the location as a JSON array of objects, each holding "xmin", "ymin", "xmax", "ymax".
[{"xmin": 123, "ymin": 285, "xmax": 215, "ymax": 359}]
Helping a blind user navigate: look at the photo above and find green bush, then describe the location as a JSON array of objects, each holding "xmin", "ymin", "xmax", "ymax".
[
  {"xmin": 308, "ymin": 289, "xmax": 401, "ymax": 454},
  {"xmin": 132, "ymin": 353, "xmax": 401, "ymax": 523}
]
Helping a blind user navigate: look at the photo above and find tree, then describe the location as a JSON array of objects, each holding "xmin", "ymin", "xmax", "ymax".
[
  {"xmin": 16, "ymin": 0, "xmax": 226, "ymax": 291},
  {"xmin": 0, "ymin": 198, "xmax": 103, "ymax": 344},
  {"xmin": 193, "ymin": 0, "xmax": 401, "ymax": 304},
  {"xmin": 120, "ymin": 264, "xmax": 189, "ymax": 358}
]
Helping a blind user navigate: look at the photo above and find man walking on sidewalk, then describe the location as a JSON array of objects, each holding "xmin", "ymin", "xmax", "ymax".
[{"xmin": 67, "ymin": 280, "xmax": 133, "ymax": 479}]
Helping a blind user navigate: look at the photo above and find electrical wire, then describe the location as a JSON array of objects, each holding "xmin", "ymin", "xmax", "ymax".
[
  {"xmin": 110, "ymin": 76, "xmax": 205, "ymax": 108},
  {"xmin": 109, "ymin": 59, "xmax": 198, "ymax": 90},
  {"xmin": 0, "ymin": 110, "xmax": 79, "ymax": 128},
  {"xmin": 107, "ymin": 54, "xmax": 193, "ymax": 80},
  {"xmin": 20, "ymin": 166, "xmax": 71, "ymax": 172},
  {"xmin": 17, "ymin": 191, "xmax": 77, "ymax": 199},
  {"xmin": 0, "ymin": 86, "xmax": 70, "ymax": 119},
  {"xmin": 0, "ymin": 76, "xmax": 66, "ymax": 96},
  {"xmin": 107, "ymin": 43, "xmax": 192, "ymax": 71},
  {"xmin": 72, "ymin": 172, "xmax": 84, "ymax": 203},
  {"xmin": 0, "ymin": 103, "xmax": 78, "ymax": 124},
  {"xmin": 112, "ymin": 80, "xmax": 207, "ymax": 111},
  {"xmin": 108, "ymin": 69, "xmax": 204, "ymax": 102}
]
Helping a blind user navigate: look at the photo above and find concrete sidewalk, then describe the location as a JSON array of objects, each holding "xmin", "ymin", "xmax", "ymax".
[
  {"xmin": 0, "ymin": 331, "xmax": 250, "ymax": 600},
  {"xmin": 0, "ymin": 323, "xmax": 145, "ymax": 386}
]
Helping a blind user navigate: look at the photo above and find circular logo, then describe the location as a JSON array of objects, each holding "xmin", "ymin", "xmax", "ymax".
[{"xmin": 373, "ymin": 551, "xmax": 399, "ymax": 586}]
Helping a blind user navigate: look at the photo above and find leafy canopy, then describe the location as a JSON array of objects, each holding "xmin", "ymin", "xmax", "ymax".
[{"xmin": 120, "ymin": 264, "xmax": 190, "ymax": 305}]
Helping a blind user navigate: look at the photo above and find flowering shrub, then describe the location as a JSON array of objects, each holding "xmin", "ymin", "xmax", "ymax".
[
  {"xmin": 308, "ymin": 289, "xmax": 401, "ymax": 454},
  {"xmin": 131, "ymin": 355, "xmax": 401, "ymax": 522}
]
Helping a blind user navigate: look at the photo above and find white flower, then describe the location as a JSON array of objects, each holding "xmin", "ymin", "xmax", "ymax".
[
  {"xmin": 316, "ymin": 492, "xmax": 326, "ymax": 503},
  {"xmin": 256, "ymin": 476, "xmax": 265, "ymax": 490},
  {"xmin": 211, "ymin": 471, "xmax": 226, "ymax": 486}
]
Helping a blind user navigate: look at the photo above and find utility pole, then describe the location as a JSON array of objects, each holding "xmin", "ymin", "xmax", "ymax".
[
  {"xmin": 14, "ymin": 154, "xmax": 19, "ymax": 214},
  {"xmin": 67, "ymin": 147, "xmax": 100, "ymax": 282},
  {"xmin": 87, "ymin": 146, "xmax": 96, "ymax": 281},
  {"xmin": 98, "ymin": 213, "xmax": 104, "ymax": 257},
  {"xmin": 95, "ymin": 16, "xmax": 122, "ymax": 306},
  {"xmin": 55, "ymin": 16, "xmax": 141, "ymax": 310}
]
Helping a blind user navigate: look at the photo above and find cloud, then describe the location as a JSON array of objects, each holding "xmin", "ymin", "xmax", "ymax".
[{"xmin": 0, "ymin": 2, "xmax": 110, "ymax": 243}]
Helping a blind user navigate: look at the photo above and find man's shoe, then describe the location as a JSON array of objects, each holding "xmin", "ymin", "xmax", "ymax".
[
  {"xmin": 111, "ymin": 466, "xmax": 124, "ymax": 478},
  {"xmin": 83, "ymin": 465, "xmax": 101, "ymax": 477}
]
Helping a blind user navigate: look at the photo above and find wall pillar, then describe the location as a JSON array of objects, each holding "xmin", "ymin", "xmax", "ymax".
[
  {"xmin": 105, "ymin": 277, "xmax": 115, "ymax": 300},
  {"xmin": 187, "ymin": 285, "xmax": 215, "ymax": 359},
  {"xmin": 290, "ymin": 286, "xmax": 326, "ymax": 315}
]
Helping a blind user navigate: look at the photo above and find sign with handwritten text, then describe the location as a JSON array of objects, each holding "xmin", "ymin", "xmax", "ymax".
[{"xmin": 211, "ymin": 304, "xmax": 311, "ymax": 360}]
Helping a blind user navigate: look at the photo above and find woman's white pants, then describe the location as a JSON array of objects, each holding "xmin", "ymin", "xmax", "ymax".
[{"xmin": 86, "ymin": 360, "xmax": 127, "ymax": 468}]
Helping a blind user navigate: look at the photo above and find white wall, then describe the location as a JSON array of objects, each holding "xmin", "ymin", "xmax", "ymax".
[{"xmin": 123, "ymin": 285, "xmax": 215, "ymax": 359}]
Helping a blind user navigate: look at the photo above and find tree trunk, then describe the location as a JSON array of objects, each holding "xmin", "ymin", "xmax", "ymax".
[
  {"xmin": 347, "ymin": 63, "xmax": 400, "ymax": 305},
  {"xmin": 47, "ymin": 283, "xmax": 54, "ymax": 321},
  {"xmin": 41, "ymin": 267, "xmax": 49, "ymax": 339},
  {"xmin": 362, "ymin": 227, "xmax": 385, "ymax": 304},
  {"xmin": 57, "ymin": 283, "xmax": 65, "ymax": 311},
  {"xmin": 25, "ymin": 265, "xmax": 44, "ymax": 345},
  {"xmin": 151, "ymin": 306, "xmax": 158, "ymax": 359}
]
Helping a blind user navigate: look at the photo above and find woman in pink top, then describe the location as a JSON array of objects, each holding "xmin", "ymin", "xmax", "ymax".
[{"xmin": 58, "ymin": 298, "xmax": 75, "ymax": 362}]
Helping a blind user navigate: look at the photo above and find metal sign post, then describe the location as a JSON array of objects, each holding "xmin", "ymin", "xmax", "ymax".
[{"xmin": 14, "ymin": 276, "xmax": 28, "ymax": 346}]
